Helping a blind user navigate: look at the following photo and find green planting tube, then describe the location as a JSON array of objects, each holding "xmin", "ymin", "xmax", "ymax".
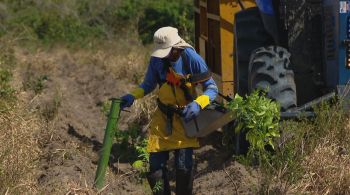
[{"xmin": 94, "ymin": 98, "xmax": 122, "ymax": 189}]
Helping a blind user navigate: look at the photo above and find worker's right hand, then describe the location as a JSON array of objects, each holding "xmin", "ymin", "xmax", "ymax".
[{"xmin": 120, "ymin": 94, "xmax": 135, "ymax": 109}]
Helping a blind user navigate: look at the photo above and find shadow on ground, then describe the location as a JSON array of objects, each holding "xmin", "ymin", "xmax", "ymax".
[{"xmin": 67, "ymin": 124, "xmax": 139, "ymax": 173}]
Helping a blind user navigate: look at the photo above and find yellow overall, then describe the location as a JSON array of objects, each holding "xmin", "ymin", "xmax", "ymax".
[{"xmin": 147, "ymin": 70, "xmax": 199, "ymax": 152}]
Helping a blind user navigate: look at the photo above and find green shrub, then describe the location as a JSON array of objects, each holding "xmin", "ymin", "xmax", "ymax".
[
  {"xmin": 3, "ymin": 1, "xmax": 107, "ymax": 44},
  {"xmin": 228, "ymin": 90, "xmax": 281, "ymax": 165},
  {"xmin": 1, "ymin": 0, "xmax": 194, "ymax": 45},
  {"xmin": 138, "ymin": 1, "xmax": 194, "ymax": 44},
  {"xmin": 115, "ymin": 0, "xmax": 147, "ymax": 21},
  {"xmin": 132, "ymin": 139, "xmax": 149, "ymax": 173},
  {"xmin": 0, "ymin": 68, "xmax": 15, "ymax": 100},
  {"xmin": 0, "ymin": 45, "xmax": 16, "ymax": 109},
  {"xmin": 36, "ymin": 14, "xmax": 103, "ymax": 42},
  {"xmin": 116, "ymin": 0, "xmax": 194, "ymax": 44},
  {"xmin": 112, "ymin": 123, "xmax": 147, "ymax": 161},
  {"xmin": 23, "ymin": 74, "xmax": 48, "ymax": 94}
]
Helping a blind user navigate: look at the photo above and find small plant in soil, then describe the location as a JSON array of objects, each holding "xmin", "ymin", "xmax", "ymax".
[
  {"xmin": 23, "ymin": 71, "xmax": 48, "ymax": 94},
  {"xmin": 227, "ymin": 90, "xmax": 281, "ymax": 165},
  {"xmin": 132, "ymin": 138, "xmax": 149, "ymax": 174},
  {"xmin": 152, "ymin": 181, "xmax": 162, "ymax": 193},
  {"xmin": 100, "ymin": 100, "xmax": 111, "ymax": 117},
  {"xmin": 40, "ymin": 89, "xmax": 62, "ymax": 122},
  {"xmin": 0, "ymin": 68, "xmax": 15, "ymax": 100},
  {"xmin": 0, "ymin": 68, "xmax": 16, "ymax": 112},
  {"xmin": 112, "ymin": 123, "xmax": 149, "ymax": 176}
]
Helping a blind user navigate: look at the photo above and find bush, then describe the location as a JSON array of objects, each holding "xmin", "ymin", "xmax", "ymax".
[
  {"xmin": 227, "ymin": 90, "xmax": 281, "ymax": 165},
  {"xmin": 1, "ymin": 0, "xmax": 194, "ymax": 45},
  {"xmin": 8, "ymin": 5, "xmax": 105, "ymax": 43},
  {"xmin": 2, "ymin": 1, "xmax": 110, "ymax": 44},
  {"xmin": 115, "ymin": 0, "xmax": 147, "ymax": 22},
  {"xmin": 0, "ymin": 43, "xmax": 16, "ymax": 111},
  {"xmin": 138, "ymin": 0, "xmax": 194, "ymax": 44},
  {"xmin": 23, "ymin": 73, "xmax": 48, "ymax": 94},
  {"xmin": 35, "ymin": 13, "xmax": 103, "ymax": 42},
  {"xmin": 116, "ymin": 0, "xmax": 194, "ymax": 44},
  {"xmin": 0, "ymin": 68, "xmax": 15, "ymax": 100}
]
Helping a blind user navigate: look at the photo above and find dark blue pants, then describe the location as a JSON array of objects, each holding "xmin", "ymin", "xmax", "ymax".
[{"xmin": 149, "ymin": 148, "xmax": 193, "ymax": 173}]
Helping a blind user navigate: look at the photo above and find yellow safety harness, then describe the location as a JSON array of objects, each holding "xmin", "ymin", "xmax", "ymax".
[{"xmin": 157, "ymin": 52, "xmax": 212, "ymax": 135}]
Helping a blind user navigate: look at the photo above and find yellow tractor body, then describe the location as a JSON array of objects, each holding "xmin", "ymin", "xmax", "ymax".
[{"xmin": 194, "ymin": 0, "xmax": 256, "ymax": 98}]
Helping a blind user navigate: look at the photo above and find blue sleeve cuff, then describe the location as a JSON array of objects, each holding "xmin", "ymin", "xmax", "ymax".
[{"xmin": 201, "ymin": 78, "xmax": 218, "ymax": 102}]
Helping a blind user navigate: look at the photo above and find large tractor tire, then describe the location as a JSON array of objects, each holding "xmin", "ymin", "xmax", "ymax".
[
  {"xmin": 231, "ymin": 8, "xmax": 274, "ymax": 156},
  {"xmin": 234, "ymin": 7, "xmax": 274, "ymax": 96},
  {"xmin": 248, "ymin": 46, "xmax": 297, "ymax": 111}
]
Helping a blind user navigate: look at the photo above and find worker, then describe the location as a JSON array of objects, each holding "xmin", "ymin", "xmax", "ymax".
[{"xmin": 120, "ymin": 26, "xmax": 218, "ymax": 195}]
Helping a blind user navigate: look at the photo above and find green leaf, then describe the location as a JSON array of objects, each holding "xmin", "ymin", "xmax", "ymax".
[
  {"xmin": 132, "ymin": 160, "xmax": 144, "ymax": 170},
  {"xmin": 226, "ymin": 89, "xmax": 280, "ymax": 164},
  {"xmin": 235, "ymin": 122, "xmax": 243, "ymax": 133},
  {"xmin": 268, "ymin": 139, "xmax": 275, "ymax": 149},
  {"xmin": 269, "ymin": 131, "xmax": 279, "ymax": 137}
]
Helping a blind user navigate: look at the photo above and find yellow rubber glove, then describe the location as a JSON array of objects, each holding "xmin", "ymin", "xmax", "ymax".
[
  {"xmin": 130, "ymin": 87, "xmax": 145, "ymax": 99},
  {"xmin": 194, "ymin": 95, "xmax": 210, "ymax": 109}
]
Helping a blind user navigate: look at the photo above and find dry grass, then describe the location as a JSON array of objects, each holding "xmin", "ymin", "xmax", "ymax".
[
  {"xmin": 5, "ymin": 30, "xmax": 153, "ymax": 193},
  {"xmin": 132, "ymin": 93, "xmax": 157, "ymax": 124},
  {"xmin": 0, "ymin": 38, "xmax": 42, "ymax": 194},
  {"xmin": 0, "ymin": 101, "xmax": 43, "ymax": 194},
  {"xmin": 73, "ymin": 34, "xmax": 150, "ymax": 84},
  {"xmin": 71, "ymin": 33, "xmax": 157, "ymax": 127},
  {"xmin": 259, "ymin": 94, "xmax": 350, "ymax": 194},
  {"xmin": 291, "ymin": 140, "xmax": 350, "ymax": 194},
  {"xmin": 0, "ymin": 2, "xmax": 156, "ymax": 193},
  {"xmin": 289, "ymin": 111, "xmax": 350, "ymax": 194},
  {"xmin": 285, "ymin": 102, "xmax": 350, "ymax": 194}
]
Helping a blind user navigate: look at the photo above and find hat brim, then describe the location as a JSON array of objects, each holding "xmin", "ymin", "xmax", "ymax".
[{"xmin": 151, "ymin": 47, "xmax": 172, "ymax": 58}]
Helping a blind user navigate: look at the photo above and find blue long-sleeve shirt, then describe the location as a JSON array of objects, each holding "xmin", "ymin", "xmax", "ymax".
[{"xmin": 140, "ymin": 48, "xmax": 218, "ymax": 102}]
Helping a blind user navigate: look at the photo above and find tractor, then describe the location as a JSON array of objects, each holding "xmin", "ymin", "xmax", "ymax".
[
  {"xmin": 193, "ymin": 0, "xmax": 350, "ymax": 154},
  {"xmin": 194, "ymin": 0, "xmax": 350, "ymax": 112}
]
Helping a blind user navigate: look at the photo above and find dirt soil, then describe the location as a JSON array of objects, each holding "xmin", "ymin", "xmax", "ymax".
[{"xmin": 13, "ymin": 47, "xmax": 260, "ymax": 194}]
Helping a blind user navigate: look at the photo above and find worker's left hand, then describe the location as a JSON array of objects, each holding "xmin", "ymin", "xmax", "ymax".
[{"xmin": 183, "ymin": 101, "xmax": 201, "ymax": 122}]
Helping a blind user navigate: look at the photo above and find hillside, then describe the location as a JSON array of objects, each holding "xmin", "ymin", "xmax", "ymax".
[{"xmin": 0, "ymin": 1, "xmax": 350, "ymax": 194}]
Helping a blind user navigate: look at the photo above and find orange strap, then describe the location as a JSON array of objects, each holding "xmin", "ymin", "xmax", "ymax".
[{"xmin": 166, "ymin": 70, "xmax": 182, "ymax": 86}]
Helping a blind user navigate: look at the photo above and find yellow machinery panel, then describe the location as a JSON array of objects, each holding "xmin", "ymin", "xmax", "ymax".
[{"xmin": 195, "ymin": 0, "xmax": 256, "ymax": 100}]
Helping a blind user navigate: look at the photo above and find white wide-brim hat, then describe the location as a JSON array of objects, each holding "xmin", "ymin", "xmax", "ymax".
[{"xmin": 151, "ymin": 27, "xmax": 182, "ymax": 58}]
